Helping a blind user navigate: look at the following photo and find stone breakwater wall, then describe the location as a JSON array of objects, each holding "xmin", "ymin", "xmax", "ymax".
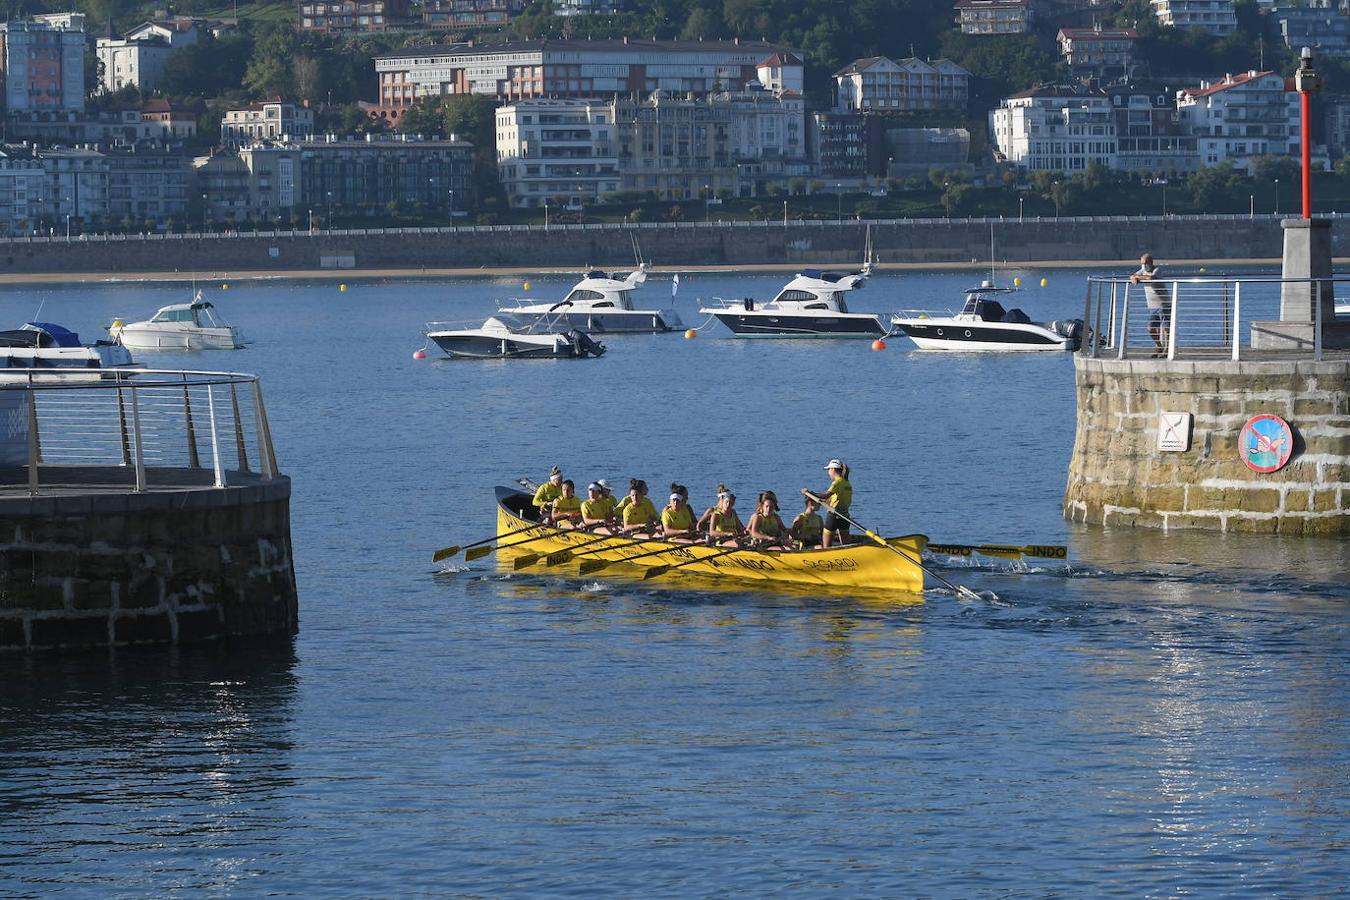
[
  {"xmin": 0, "ymin": 216, "xmax": 1314, "ymax": 275},
  {"xmin": 1064, "ymin": 356, "xmax": 1350, "ymax": 534},
  {"xmin": 0, "ymin": 476, "xmax": 298, "ymax": 651}
]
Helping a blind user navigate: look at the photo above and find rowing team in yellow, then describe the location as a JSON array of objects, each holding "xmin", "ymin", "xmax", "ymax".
[{"xmin": 531, "ymin": 459, "xmax": 855, "ymax": 550}]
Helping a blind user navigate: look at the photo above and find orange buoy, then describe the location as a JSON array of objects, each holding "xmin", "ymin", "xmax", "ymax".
[
  {"xmin": 412, "ymin": 348, "xmax": 428, "ymax": 360},
  {"xmin": 871, "ymin": 339, "xmax": 887, "ymax": 351},
  {"xmin": 684, "ymin": 329, "xmax": 697, "ymax": 339}
]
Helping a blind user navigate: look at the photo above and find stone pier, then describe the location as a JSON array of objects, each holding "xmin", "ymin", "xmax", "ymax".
[
  {"xmin": 1064, "ymin": 356, "xmax": 1350, "ymax": 534},
  {"xmin": 0, "ymin": 470, "xmax": 297, "ymax": 650}
]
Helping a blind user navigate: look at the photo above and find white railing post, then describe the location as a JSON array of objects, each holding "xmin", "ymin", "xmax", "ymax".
[
  {"xmin": 1231, "ymin": 281, "xmax": 1242, "ymax": 361},
  {"xmin": 206, "ymin": 384, "xmax": 225, "ymax": 489},
  {"xmin": 1314, "ymin": 278, "xmax": 1324, "ymax": 361},
  {"xmin": 1167, "ymin": 281, "xmax": 1180, "ymax": 361},
  {"xmin": 252, "ymin": 379, "xmax": 277, "ymax": 481},
  {"xmin": 1118, "ymin": 282, "xmax": 1131, "ymax": 360},
  {"xmin": 129, "ymin": 385, "xmax": 146, "ymax": 493},
  {"xmin": 1107, "ymin": 281, "xmax": 1118, "ymax": 351}
]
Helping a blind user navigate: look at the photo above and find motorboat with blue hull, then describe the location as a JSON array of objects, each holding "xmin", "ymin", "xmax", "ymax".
[
  {"xmin": 0, "ymin": 322, "xmax": 137, "ymax": 378},
  {"xmin": 699, "ymin": 268, "xmax": 887, "ymax": 338},
  {"xmin": 498, "ymin": 267, "xmax": 683, "ymax": 334},
  {"xmin": 425, "ymin": 315, "xmax": 606, "ymax": 360},
  {"xmin": 891, "ymin": 283, "xmax": 1084, "ymax": 352}
]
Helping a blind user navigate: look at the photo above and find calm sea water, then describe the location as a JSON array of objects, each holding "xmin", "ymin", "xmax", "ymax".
[{"xmin": 1, "ymin": 268, "xmax": 1346, "ymax": 895}]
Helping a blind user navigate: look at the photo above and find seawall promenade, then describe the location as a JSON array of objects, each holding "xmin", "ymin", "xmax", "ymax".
[{"xmin": 0, "ymin": 214, "xmax": 1334, "ymax": 278}]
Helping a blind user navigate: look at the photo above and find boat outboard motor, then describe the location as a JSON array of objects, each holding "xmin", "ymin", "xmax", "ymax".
[
  {"xmin": 1048, "ymin": 319, "xmax": 1085, "ymax": 349},
  {"xmin": 571, "ymin": 330, "xmax": 606, "ymax": 358}
]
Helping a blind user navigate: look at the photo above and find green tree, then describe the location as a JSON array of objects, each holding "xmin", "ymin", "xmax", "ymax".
[{"xmin": 1186, "ymin": 162, "xmax": 1239, "ymax": 209}]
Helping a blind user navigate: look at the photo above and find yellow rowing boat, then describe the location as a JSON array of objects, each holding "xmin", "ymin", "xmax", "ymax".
[{"xmin": 495, "ymin": 487, "xmax": 928, "ymax": 593}]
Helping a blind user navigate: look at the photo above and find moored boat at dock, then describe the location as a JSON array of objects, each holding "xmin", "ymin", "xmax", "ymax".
[
  {"xmin": 498, "ymin": 267, "xmax": 683, "ymax": 334},
  {"xmin": 0, "ymin": 322, "xmax": 137, "ymax": 379},
  {"xmin": 492, "ymin": 486, "xmax": 927, "ymax": 592},
  {"xmin": 891, "ymin": 281, "xmax": 1083, "ymax": 351},
  {"xmin": 698, "ymin": 268, "xmax": 887, "ymax": 338}
]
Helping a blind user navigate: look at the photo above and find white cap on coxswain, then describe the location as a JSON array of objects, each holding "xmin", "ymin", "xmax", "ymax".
[
  {"xmin": 587, "ymin": 482, "xmax": 601, "ymax": 492},
  {"xmin": 824, "ymin": 458, "xmax": 843, "ymax": 470},
  {"xmin": 669, "ymin": 492, "xmax": 681, "ymax": 501}
]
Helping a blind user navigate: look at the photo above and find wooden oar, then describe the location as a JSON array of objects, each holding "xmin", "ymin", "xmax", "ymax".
[
  {"xmin": 804, "ymin": 492, "xmax": 987, "ymax": 602},
  {"xmin": 578, "ymin": 537, "xmax": 695, "ymax": 576},
  {"xmin": 464, "ymin": 523, "xmax": 563, "ymax": 561},
  {"xmin": 432, "ymin": 523, "xmax": 544, "ymax": 562},
  {"xmin": 642, "ymin": 542, "xmax": 749, "ymax": 580},
  {"xmin": 927, "ymin": 542, "xmax": 1068, "ymax": 560},
  {"xmin": 529, "ymin": 529, "xmax": 653, "ymax": 569}
]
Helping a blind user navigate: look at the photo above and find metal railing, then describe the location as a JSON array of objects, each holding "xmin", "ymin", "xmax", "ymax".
[
  {"xmin": 0, "ymin": 370, "xmax": 278, "ymax": 495},
  {"xmin": 1082, "ymin": 275, "xmax": 1348, "ymax": 361}
]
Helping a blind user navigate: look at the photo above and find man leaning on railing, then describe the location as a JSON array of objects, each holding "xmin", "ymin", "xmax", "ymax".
[{"xmin": 1130, "ymin": 253, "xmax": 1169, "ymax": 357}]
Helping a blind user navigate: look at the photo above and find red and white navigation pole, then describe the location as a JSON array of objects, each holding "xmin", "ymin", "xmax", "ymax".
[{"xmin": 1295, "ymin": 47, "xmax": 1321, "ymax": 220}]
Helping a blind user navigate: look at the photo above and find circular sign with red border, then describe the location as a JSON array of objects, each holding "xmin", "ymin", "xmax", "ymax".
[{"xmin": 1239, "ymin": 414, "xmax": 1294, "ymax": 473}]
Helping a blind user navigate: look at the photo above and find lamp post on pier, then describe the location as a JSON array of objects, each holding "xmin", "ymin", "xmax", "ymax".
[
  {"xmin": 1295, "ymin": 45, "xmax": 1321, "ymax": 219},
  {"xmin": 1274, "ymin": 177, "xmax": 1280, "ymax": 215}
]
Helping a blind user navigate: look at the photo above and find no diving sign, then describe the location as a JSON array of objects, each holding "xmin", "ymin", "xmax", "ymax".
[{"xmin": 1158, "ymin": 412, "xmax": 1192, "ymax": 452}]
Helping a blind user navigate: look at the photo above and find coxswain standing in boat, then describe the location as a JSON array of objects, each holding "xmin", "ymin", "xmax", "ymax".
[
  {"xmin": 661, "ymin": 485, "xmax": 698, "ymax": 541},
  {"xmin": 550, "ymin": 480, "xmax": 583, "ymax": 528},
  {"xmin": 790, "ymin": 495, "xmax": 825, "ymax": 549},
  {"xmin": 532, "ymin": 465, "xmax": 564, "ymax": 520},
  {"xmin": 746, "ymin": 491, "xmax": 791, "ymax": 549},
  {"xmin": 804, "ymin": 459, "xmax": 852, "ymax": 548}
]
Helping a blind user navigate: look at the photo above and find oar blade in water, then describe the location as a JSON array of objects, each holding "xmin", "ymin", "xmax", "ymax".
[
  {"xmin": 464, "ymin": 545, "xmax": 494, "ymax": 562},
  {"xmin": 432, "ymin": 546, "xmax": 460, "ymax": 563},
  {"xmin": 513, "ymin": 553, "xmax": 541, "ymax": 570},
  {"xmin": 578, "ymin": 559, "xmax": 611, "ymax": 576}
]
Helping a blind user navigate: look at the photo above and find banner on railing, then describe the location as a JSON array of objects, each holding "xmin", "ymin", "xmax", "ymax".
[{"xmin": 0, "ymin": 390, "xmax": 30, "ymax": 467}]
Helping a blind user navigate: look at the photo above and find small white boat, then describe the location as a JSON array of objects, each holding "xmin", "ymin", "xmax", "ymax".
[
  {"xmin": 698, "ymin": 268, "xmax": 887, "ymax": 338},
  {"xmin": 0, "ymin": 322, "xmax": 137, "ymax": 378},
  {"xmin": 425, "ymin": 314, "xmax": 606, "ymax": 360},
  {"xmin": 499, "ymin": 266, "xmax": 683, "ymax": 334},
  {"xmin": 109, "ymin": 294, "xmax": 245, "ymax": 350},
  {"xmin": 891, "ymin": 282, "xmax": 1083, "ymax": 352}
]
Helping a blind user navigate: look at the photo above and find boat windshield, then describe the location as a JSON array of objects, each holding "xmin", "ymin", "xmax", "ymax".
[{"xmin": 151, "ymin": 307, "xmax": 197, "ymax": 324}]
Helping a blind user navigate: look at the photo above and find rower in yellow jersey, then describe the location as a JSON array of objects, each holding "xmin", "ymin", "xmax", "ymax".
[
  {"xmin": 550, "ymin": 479, "xmax": 583, "ymax": 528},
  {"xmin": 661, "ymin": 485, "xmax": 697, "ymax": 541},
  {"xmin": 619, "ymin": 479, "xmax": 658, "ymax": 534},
  {"xmin": 790, "ymin": 495, "xmax": 825, "ymax": 549},
  {"xmin": 532, "ymin": 465, "xmax": 564, "ymax": 517},
  {"xmin": 581, "ymin": 482, "xmax": 616, "ymax": 532}
]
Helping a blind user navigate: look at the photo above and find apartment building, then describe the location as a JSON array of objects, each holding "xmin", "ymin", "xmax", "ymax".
[
  {"xmin": 0, "ymin": 14, "xmax": 86, "ymax": 113},
  {"xmin": 1107, "ymin": 84, "xmax": 1199, "ymax": 175},
  {"xmin": 422, "ymin": 0, "xmax": 524, "ymax": 30},
  {"xmin": 0, "ymin": 155, "xmax": 45, "ymax": 235},
  {"xmin": 1150, "ymin": 0, "xmax": 1237, "ymax": 35},
  {"xmin": 955, "ymin": 0, "xmax": 1033, "ymax": 35},
  {"xmin": 141, "ymin": 98, "xmax": 198, "ymax": 141},
  {"xmin": 834, "ymin": 56, "xmax": 971, "ymax": 113},
  {"xmin": 1266, "ymin": 4, "xmax": 1350, "ymax": 58},
  {"xmin": 1176, "ymin": 70, "xmax": 1298, "ymax": 171},
  {"xmin": 105, "ymin": 149, "xmax": 192, "ymax": 224},
  {"xmin": 374, "ymin": 38, "xmax": 795, "ymax": 120},
  {"xmin": 221, "ymin": 101, "xmax": 316, "ymax": 145},
  {"xmin": 496, "ymin": 89, "xmax": 807, "ymax": 206},
  {"xmin": 989, "ymin": 84, "xmax": 1118, "ymax": 172},
  {"xmin": 811, "ymin": 112, "xmax": 877, "ymax": 178},
  {"xmin": 1057, "ymin": 26, "xmax": 1138, "ymax": 78},
  {"xmin": 298, "ymin": 0, "xmax": 410, "ymax": 34}
]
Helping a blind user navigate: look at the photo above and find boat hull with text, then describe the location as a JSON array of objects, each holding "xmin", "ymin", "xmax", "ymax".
[{"xmin": 493, "ymin": 486, "xmax": 926, "ymax": 593}]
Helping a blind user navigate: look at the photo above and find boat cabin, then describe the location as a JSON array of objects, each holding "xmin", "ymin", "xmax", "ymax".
[
  {"xmin": 0, "ymin": 323, "xmax": 83, "ymax": 348},
  {"xmin": 959, "ymin": 285, "xmax": 1030, "ymax": 324},
  {"xmin": 149, "ymin": 301, "xmax": 224, "ymax": 328},
  {"xmin": 766, "ymin": 269, "xmax": 867, "ymax": 312}
]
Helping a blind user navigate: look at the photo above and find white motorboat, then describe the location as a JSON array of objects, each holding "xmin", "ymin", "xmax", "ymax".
[
  {"xmin": 425, "ymin": 314, "xmax": 607, "ymax": 360},
  {"xmin": 110, "ymin": 294, "xmax": 245, "ymax": 350},
  {"xmin": 0, "ymin": 322, "xmax": 137, "ymax": 378},
  {"xmin": 698, "ymin": 268, "xmax": 886, "ymax": 338},
  {"xmin": 890, "ymin": 282, "xmax": 1083, "ymax": 352},
  {"xmin": 499, "ymin": 266, "xmax": 683, "ymax": 334}
]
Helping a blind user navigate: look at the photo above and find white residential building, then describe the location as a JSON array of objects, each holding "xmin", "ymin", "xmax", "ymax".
[
  {"xmin": 0, "ymin": 156, "xmax": 46, "ymax": 235},
  {"xmin": 834, "ymin": 56, "xmax": 971, "ymax": 113},
  {"xmin": 96, "ymin": 20, "xmax": 199, "ymax": 94},
  {"xmin": 989, "ymin": 84, "xmax": 1118, "ymax": 172},
  {"xmin": 1057, "ymin": 26, "xmax": 1138, "ymax": 77},
  {"xmin": 956, "ymin": 0, "xmax": 1033, "ymax": 34},
  {"xmin": 1150, "ymin": 0, "xmax": 1237, "ymax": 35},
  {"xmin": 221, "ymin": 101, "xmax": 316, "ymax": 144},
  {"xmin": 496, "ymin": 90, "xmax": 807, "ymax": 206},
  {"xmin": 1176, "ymin": 70, "xmax": 1298, "ymax": 171}
]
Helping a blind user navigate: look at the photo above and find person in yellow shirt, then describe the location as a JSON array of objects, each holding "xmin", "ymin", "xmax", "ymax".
[
  {"xmin": 619, "ymin": 479, "xmax": 658, "ymax": 534},
  {"xmin": 804, "ymin": 458, "xmax": 852, "ymax": 548},
  {"xmin": 746, "ymin": 491, "xmax": 790, "ymax": 548},
  {"xmin": 532, "ymin": 465, "xmax": 564, "ymax": 516},
  {"xmin": 791, "ymin": 495, "xmax": 824, "ymax": 549},
  {"xmin": 698, "ymin": 487, "xmax": 744, "ymax": 546},
  {"xmin": 595, "ymin": 479, "xmax": 618, "ymax": 519},
  {"xmin": 550, "ymin": 479, "xmax": 583, "ymax": 528},
  {"xmin": 661, "ymin": 485, "xmax": 697, "ymax": 540},
  {"xmin": 581, "ymin": 483, "xmax": 615, "ymax": 532}
]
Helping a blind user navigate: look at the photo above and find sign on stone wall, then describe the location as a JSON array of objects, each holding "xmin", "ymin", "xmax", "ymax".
[
  {"xmin": 1157, "ymin": 411, "xmax": 1192, "ymax": 452},
  {"xmin": 0, "ymin": 390, "xmax": 30, "ymax": 467},
  {"xmin": 1239, "ymin": 414, "xmax": 1295, "ymax": 473}
]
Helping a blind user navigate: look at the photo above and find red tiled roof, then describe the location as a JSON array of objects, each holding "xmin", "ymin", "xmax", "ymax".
[
  {"xmin": 1179, "ymin": 70, "xmax": 1285, "ymax": 98},
  {"xmin": 758, "ymin": 52, "xmax": 803, "ymax": 67}
]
